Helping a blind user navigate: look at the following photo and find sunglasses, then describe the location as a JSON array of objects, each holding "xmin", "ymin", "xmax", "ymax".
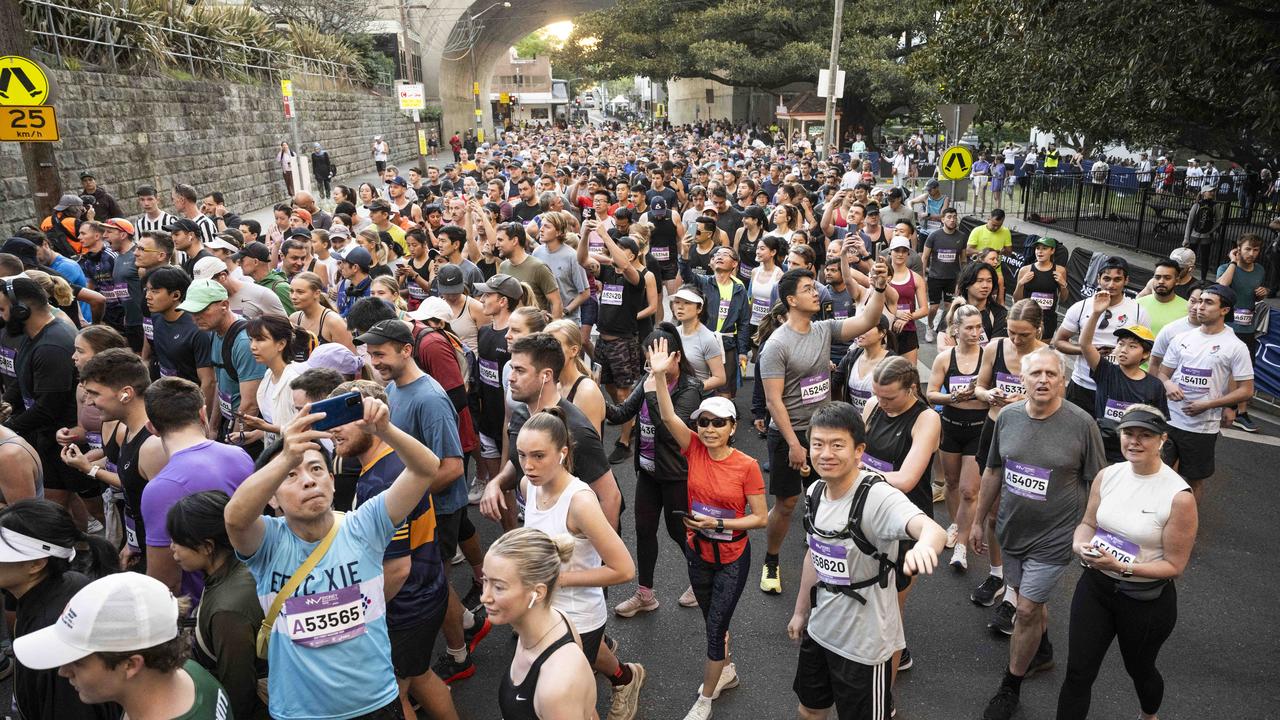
[
  {"xmin": 696, "ymin": 417, "xmax": 732, "ymax": 428},
  {"xmin": 1098, "ymin": 309, "xmax": 1112, "ymax": 330}
]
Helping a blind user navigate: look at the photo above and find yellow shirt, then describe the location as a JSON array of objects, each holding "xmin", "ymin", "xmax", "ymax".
[
  {"xmin": 376, "ymin": 222, "xmax": 407, "ymax": 254},
  {"xmin": 967, "ymin": 225, "xmax": 1012, "ymax": 252}
]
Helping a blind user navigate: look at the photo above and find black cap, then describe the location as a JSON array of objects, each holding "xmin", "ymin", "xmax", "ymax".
[
  {"xmin": 354, "ymin": 319, "xmax": 414, "ymax": 347},
  {"xmin": 1116, "ymin": 408, "xmax": 1168, "ymax": 434},
  {"xmin": 1203, "ymin": 283, "xmax": 1237, "ymax": 310},
  {"xmin": 285, "ymin": 227, "xmax": 313, "ymax": 240},
  {"xmin": 79, "ymin": 171, "xmax": 95, "ymax": 180},
  {"xmin": 163, "ymin": 218, "xmax": 201, "ymax": 234},
  {"xmin": 232, "ymin": 242, "xmax": 271, "ymax": 262},
  {"xmin": 1, "ymin": 238, "xmax": 38, "ymax": 268}
]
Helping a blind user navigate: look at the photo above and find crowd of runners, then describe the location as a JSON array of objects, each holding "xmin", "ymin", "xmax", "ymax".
[{"xmin": 0, "ymin": 120, "xmax": 1269, "ymax": 720}]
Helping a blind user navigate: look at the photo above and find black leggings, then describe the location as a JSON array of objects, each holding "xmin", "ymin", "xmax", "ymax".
[
  {"xmin": 633, "ymin": 470, "xmax": 688, "ymax": 588},
  {"xmin": 686, "ymin": 543, "xmax": 751, "ymax": 662},
  {"xmin": 1056, "ymin": 568, "xmax": 1178, "ymax": 719}
]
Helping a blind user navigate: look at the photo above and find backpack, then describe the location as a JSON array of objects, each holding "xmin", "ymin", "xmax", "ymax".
[
  {"xmin": 413, "ymin": 323, "xmax": 474, "ymax": 412},
  {"xmin": 803, "ymin": 475, "xmax": 905, "ymax": 605},
  {"xmin": 214, "ymin": 319, "xmax": 249, "ymax": 384},
  {"xmin": 1192, "ymin": 201, "xmax": 1217, "ymax": 235}
]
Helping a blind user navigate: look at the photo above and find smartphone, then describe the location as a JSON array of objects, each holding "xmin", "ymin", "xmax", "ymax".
[
  {"xmin": 582, "ymin": 206, "xmax": 595, "ymax": 221},
  {"xmin": 310, "ymin": 392, "xmax": 364, "ymax": 431},
  {"xmin": 1081, "ymin": 546, "xmax": 1103, "ymax": 559},
  {"xmin": 671, "ymin": 510, "xmax": 694, "ymax": 520}
]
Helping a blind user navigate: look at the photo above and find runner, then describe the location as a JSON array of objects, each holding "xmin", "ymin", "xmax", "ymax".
[
  {"xmin": 1011, "ymin": 237, "xmax": 1068, "ymax": 339},
  {"xmin": 547, "ymin": 319, "xmax": 607, "ymax": 435},
  {"xmin": 749, "ymin": 236, "xmax": 786, "ymax": 339},
  {"xmin": 1135, "ymin": 259, "xmax": 1188, "ymax": 337},
  {"xmin": 947, "ymin": 260, "xmax": 1007, "ymax": 344},
  {"xmin": 669, "ymin": 286, "xmax": 728, "ymax": 394},
  {"xmin": 142, "ymin": 267, "xmax": 216, "ymax": 398},
  {"xmin": 606, "ymin": 324, "xmax": 703, "ymax": 618},
  {"xmin": 1056, "ymin": 405, "xmax": 1198, "ymax": 720},
  {"xmin": 498, "ymin": 222, "xmax": 562, "ymax": 317},
  {"xmin": 473, "ymin": 273, "xmax": 525, "ymax": 516},
  {"xmin": 964, "ymin": 209, "xmax": 1012, "ymax": 262},
  {"xmin": 0, "ymin": 422, "xmax": 41, "ymax": 502},
  {"xmin": 925, "ymin": 304, "xmax": 987, "ymax": 571},
  {"xmin": 650, "ymin": 341, "xmax": 768, "ymax": 719},
  {"xmin": 1213, "ymin": 233, "xmax": 1266, "ymax": 433},
  {"xmin": 289, "ymin": 270, "xmax": 356, "ymax": 351},
  {"xmin": 886, "ymin": 237, "xmax": 928, "ymax": 366},
  {"xmin": 920, "ymin": 207, "xmax": 964, "ymax": 342},
  {"xmin": 485, "ymin": 528, "xmax": 597, "ymax": 719},
  {"xmin": 678, "ymin": 245, "xmax": 751, "ymax": 398},
  {"xmin": 835, "ymin": 315, "xmax": 895, "ymax": 415},
  {"xmin": 1149, "ymin": 288, "xmax": 1204, "ymax": 377},
  {"xmin": 240, "ymin": 314, "xmax": 306, "ymax": 447},
  {"xmin": 759, "ymin": 266, "xmax": 889, "ymax": 595},
  {"xmin": 14, "ymin": 573, "xmax": 231, "ymax": 720},
  {"xmin": 971, "ymin": 348, "xmax": 1106, "ymax": 720},
  {"xmin": 787, "ymin": 401, "xmax": 946, "ymax": 720}
]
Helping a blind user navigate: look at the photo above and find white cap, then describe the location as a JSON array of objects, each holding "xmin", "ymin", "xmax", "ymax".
[
  {"xmin": 14, "ymin": 573, "xmax": 179, "ymax": 669},
  {"xmin": 691, "ymin": 396, "xmax": 737, "ymax": 421},
  {"xmin": 408, "ymin": 296, "xmax": 453, "ymax": 323},
  {"xmin": 0, "ymin": 527, "xmax": 76, "ymax": 563},
  {"xmin": 205, "ymin": 236, "xmax": 238, "ymax": 252},
  {"xmin": 671, "ymin": 287, "xmax": 704, "ymax": 305},
  {"xmin": 191, "ymin": 255, "xmax": 229, "ymax": 282},
  {"xmin": 889, "ymin": 236, "xmax": 911, "ymax": 251}
]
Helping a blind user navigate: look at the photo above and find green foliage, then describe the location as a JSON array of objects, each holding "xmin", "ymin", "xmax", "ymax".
[
  {"xmin": 513, "ymin": 30, "xmax": 556, "ymax": 60},
  {"xmin": 922, "ymin": 0, "xmax": 1279, "ymax": 162}
]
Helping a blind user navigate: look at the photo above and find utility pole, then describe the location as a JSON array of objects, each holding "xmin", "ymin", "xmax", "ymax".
[
  {"xmin": 398, "ymin": 0, "xmax": 428, "ymax": 174},
  {"xmin": 821, "ymin": 0, "xmax": 845, "ymax": 160},
  {"xmin": 0, "ymin": 0, "xmax": 61, "ymax": 221}
]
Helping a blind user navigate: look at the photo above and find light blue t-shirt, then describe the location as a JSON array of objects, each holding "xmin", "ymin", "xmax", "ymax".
[
  {"xmin": 388, "ymin": 373, "xmax": 466, "ymax": 514},
  {"xmin": 240, "ymin": 495, "xmax": 399, "ymax": 720},
  {"xmin": 50, "ymin": 254, "xmax": 91, "ymax": 322},
  {"xmin": 211, "ymin": 325, "xmax": 266, "ymax": 418}
]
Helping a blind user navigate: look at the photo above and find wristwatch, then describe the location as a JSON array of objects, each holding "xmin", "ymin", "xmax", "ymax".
[
  {"xmin": 87, "ymin": 465, "xmax": 101, "ymax": 479},
  {"xmin": 715, "ymin": 518, "xmax": 725, "ymax": 533},
  {"xmin": 1120, "ymin": 564, "xmax": 1134, "ymax": 578},
  {"xmin": 859, "ymin": 253, "xmax": 872, "ymax": 263}
]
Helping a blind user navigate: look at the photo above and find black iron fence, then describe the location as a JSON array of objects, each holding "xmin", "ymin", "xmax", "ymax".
[{"xmin": 1020, "ymin": 170, "xmax": 1279, "ymax": 276}]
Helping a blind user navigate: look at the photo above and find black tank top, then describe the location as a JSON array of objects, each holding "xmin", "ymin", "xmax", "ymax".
[
  {"xmin": 476, "ymin": 324, "xmax": 510, "ymax": 438},
  {"xmin": 864, "ymin": 398, "xmax": 933, "ymax": 516},
  {"xmin": 498, "ymin": 617, "xmax": 576, "ymax": 720},
  {"xmin": 942, "ymin": 346, "xmax": 985, "ymax": 422},
  {"xmin": 992, "ymin": 340, "xmax": 1026, "ymax": 396},
  {"xmin": 739, "ymin": 229, "xmax": 763, "ymax": 275},
  {"xmin": 1022, "ymin": 265, "xmax": 1059, "ymax": 315},
  {"xmin": 106, "ymin": 424, "xmax": 153, "ymax": 554},
  {"xmin": 565, "ymin": 375, "xmax": 587, "ymax": 403}
]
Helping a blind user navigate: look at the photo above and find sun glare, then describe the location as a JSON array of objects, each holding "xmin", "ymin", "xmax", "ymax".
[{"xmin": 546, "ymin": 21, "xmax": 574, "ymax": 42}]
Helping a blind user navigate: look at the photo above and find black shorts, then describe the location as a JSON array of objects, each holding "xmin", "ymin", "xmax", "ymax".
[
  {"xmin": 1065, "ymin": 381, "xmax": 1096, "ymax": 415},
  {"xmin": 940, "ymin": 410, "xmax": 986, "ymax": 455},
  {"xmin": 389, "ymin": 602, "xmax": 446, "ymax": 678},
  {"xmin": 1161, "ymin": 425, "xmax": 1218, "ymax": 482},
  {"xmin": 580, "ymin": 296, "xmax": 599, "ymax": 327},
  {"xmin": 579, "ymin": 624, "xmax": 606, "ymax": 665},
  {"xmin": 793, "ymin": 632, "xmax": 893, "ymax": 719},
  {"xmin": 596, "ymin": 335, "xmax": 645, "ymax": 389},
  {"xmin": 41, "ymin": 455, "xmax": 99, "ymax": 494},
  {"xmin": 436, "ymin": 509, "xmax": 463, "ymax": 560},
  {"xmin": 654, "ymin": 258, "xmax": 678, "ymax": 281},
  {"xmin": 896, "ymin": 330, "xmax": 919, "ymax": 354},
  {"xmin": 975, "ymin": 415, "xmax": 997, "ymax": 474},
  {"xmin": 926, "ymin": 277, "xmax": 954, "ymax": 305},
  {"xmin": 767, "ymin": 427, "xmax": 813, "ymax": 498}
]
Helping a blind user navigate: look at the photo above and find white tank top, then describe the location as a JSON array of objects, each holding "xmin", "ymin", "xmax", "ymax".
[
  {"xmin": 846, "ymin": 351, "xmax": 881, "ymax": 414},
  {"xmin": 450, "ymin": 298, "xmax": 479, "ymax": 353},
  {"xmin": 1092, "ymin": 462, "xmax": 1189, "ymax": 581},
  {"xmin": 749, "ymin": 265, "xmax": 782, "ymax": 325},
  {"xmin": 524, "ymin": 477, "xmax": 607, "ymax": 633}
]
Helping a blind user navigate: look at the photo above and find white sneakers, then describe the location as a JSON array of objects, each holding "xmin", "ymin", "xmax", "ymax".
[
  {"xmin": 678, "ymin": 585, "xmax": 699, "ymax": 607},
  {"xmin": 466, "ymin": 478, "xmax": 485, "ymax": 505},
  {"xmin": 697, "ymin": 662, "xmax": 740, "ymax": 699},
  {"xmin": 945, "ymin": 523, "xmax": 959, "ymax": 549},
  {"xmin": 683, "ymin": 696, "xmax": 713, "ymax": 720},
  {"xmin": 951, "ymin": 544, "xmax": 968, "ymax": 572}
]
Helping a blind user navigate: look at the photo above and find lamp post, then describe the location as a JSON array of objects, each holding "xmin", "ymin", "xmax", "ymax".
[{"xmin": 820, "ymin": 0, "xmax": 845, "ymax": 160}]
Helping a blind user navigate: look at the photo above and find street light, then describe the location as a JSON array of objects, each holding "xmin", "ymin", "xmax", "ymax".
[{"xmin": 440, "ymin": 1, "xmax": 511, "ymax": 142}]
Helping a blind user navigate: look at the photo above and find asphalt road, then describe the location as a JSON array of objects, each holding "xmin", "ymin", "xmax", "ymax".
[{"xmin": 444, "ymin": 349, "xmax": 1280, "ymax": 719}]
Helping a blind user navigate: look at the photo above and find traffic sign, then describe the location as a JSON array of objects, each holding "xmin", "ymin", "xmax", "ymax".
[
  {"xmin": 0, "ymin": 57, "xmax": 51, "ymax": 107},
  {"xmin": 0, "ymin": 106, "xmax": 58, "ymax": 142},
  {"xmin": 280, "ymin": 79, "xmax": 293, "ymax": 98},
  {"xmin": 817, "ymin": 68, "xmax": 846, "ymax": 99},
  {"xmin": 940, "ymin": 145, "xmax": 973, "ymax": 180},
  {"xmin": 499, "ymin": 92, "xmax": 510, "ymax": 105},
  {"xmin": 397, "ymin": 83, "xmax": 425, "ymax": 110}
]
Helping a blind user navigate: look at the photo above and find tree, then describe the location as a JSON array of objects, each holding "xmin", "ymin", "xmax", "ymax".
[
  {"xmin": 551, "ymin": 0, "xmax": 943, "ymax": 133},
  {"xmin": 513, "ymin": 29, "xmax": 557, "ymax": 59},
  {"xmin": 252, "ymin": 0, "xmax": 368, "ymax": 36},
  {"xmin": 922, "ymin": 0, "xmax": 1279, "ymax": 165}
]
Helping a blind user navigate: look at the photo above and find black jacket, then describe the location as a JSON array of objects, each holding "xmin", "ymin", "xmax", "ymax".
[
  {"xmin": 605, "ymin": 373, "xmax": 701, "ymax": 480},
  {"xmin": 311, "ymin": 150, "xmax": 334, "ymax": 180}
]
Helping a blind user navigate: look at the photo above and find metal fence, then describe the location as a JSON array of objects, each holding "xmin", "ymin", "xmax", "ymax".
[
  {"xmin": 1020, "ymin": 170, "xmax": 1280, "ymax": 274},
  {"xmin": 20, "ymin": 0, "xmax": 391, "ymax": 88}
]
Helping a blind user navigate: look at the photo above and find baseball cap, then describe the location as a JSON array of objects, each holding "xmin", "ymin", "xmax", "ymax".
[
  {"xmin": 691, "ymin": 396, "xmax": 737, "ymax": 421},
  {"xmin": 354, "ymin": 318, "xmax": 414, "ymax": 347},
  {"xmin": 79, "ymin": 171, "xmax": 95, "ymax": 180},
  {"xmin": 103, "ymin": 218, "xmax": 135, "ymax": 236},
  {"xmin": 1115, "ymin": 407, "xmax": 1169, "ymax": 434},
  {"xmin": 436, "ymin": 264, "xmax": 466, "ymax": 295},
  {"xmin": 474, "ymin": 273, "xmax": 523, "ymax": 300},
  {"xmin": 672, "ymin": 287, "xmax": 704, "ymax": 305},
  {"xmin": 1, "ymin": 238, "xmax": 38, "ymax": 268},
  {"xmin": 368, "ymin": 200, "xmax": 391, "ymax": 215},
  {"xmin": 285, "ymin": 227, "xmax": 313, "ymax": 241},
  {"xmin": 1202, "ymin": 283, "xmax": 1236, "ymax": 309},
  {"xmin": 53, "ymin": 194, "xmax": 84, "ymax": 211},
  {"xmin": 1169, "ymin": 247, "xmax": 1196, "ymax": 269},
  {"xmin": 305, "ymin": 343, "xmax": 364, "ymax": 376},
  {"xmin": 1033, "ymin": 236, "xmax": 1058, "ymax": 248},
  {"xmin": 329, "ymin": 225, "xmax": 351, "ymax": 241},
  {"xmin": 0, "ymin": 526, "xmax": 76, "ymax": 563},
  {"xmin": 232, "ymin": 242, "xmax": 271, "ymax": 262},
  {"xmin": 1114, "ymin": 325, "xmax": 1155, "ymax": 348},
  {"xmin": 889, "ymin": 237, "xmax": 911, "ymax": 251},
  {"xmin": 291, "ymin": 208, "xmax": 313, "ymax": 225},
  {"xmin": 648, "ymin": 196, "xmax": 670, "ymax": 221},
  {"xmin": 702, "ymin": 200, "xmax": 718, "ymax": 212},
  {"xmin": 163, "ymin": 218, "xmax": 200, "ymax": 234},
  {"xmin": 178, "ymin": 278, "xmax": 229, "ymax": 312},
  {"xmin": 341, "ymin": 246, "xmax": 373, "ymax": 272},
  {"xmin": 887, "ymin": 187, "xmax": 905, "ymax": 200},
  {"xmin": 408, "ymin": 296, "xmax": 453, "ymax": 323},
  {"xmin": 388, "ymin": 176, "xmax": 408, "ymax": 187},
  {"xmin": 205, "ymin": 234, "xmax": 238, "ymax": 252},
  {"xmin": 14, "ymin": 573, "xmax": 179, "ymax": 670},
  {"xmin": 191, "ymin": 256, "xmax": 230, "ymax": 282},
  {"xmin": 926, "ymin": 179, "xmax": 940, "ymax": 190}
]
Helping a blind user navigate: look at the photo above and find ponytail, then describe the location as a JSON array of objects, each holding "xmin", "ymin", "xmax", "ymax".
[{"xmin": 521, "ymin": 406, "xmax": 575, "ymax": 474}]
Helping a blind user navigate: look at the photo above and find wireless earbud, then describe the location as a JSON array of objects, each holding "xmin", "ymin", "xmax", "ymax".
[
  {"xmin": 120, "ymin": 394, "xmax": 128, "ymax": 403},
  {"xmin": 527, "ymin": 592, "xmax": 538, "ymax": 609}
]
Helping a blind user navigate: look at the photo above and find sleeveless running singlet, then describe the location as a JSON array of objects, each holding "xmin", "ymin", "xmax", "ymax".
[
  {"xmin": 105, "ymin": 425, "xmax": 153, "ymax": 553},
  {"xmin": 450, "ymin": 300, "xmax": 479, "ymax": 353},
  {"xmin": 523, "ymin": 478, "xmax": 607, "ymax": 634},
  {"xmin": 0, "ymin": 436, "xmax": 43, "ymax": 496},
  {"xmin": 864, "ymin": 399, "xmax": 933, "ymax": 515},
  {"xmin": 497, "ymin": 613, "xmax": 577, "ymax": 720},
  {"xmin": 942, "ymin": 346, "xmax": 985, "ymax": 422},
  {"xmin": 889, "ymin": 271, "xmax": 919, "ymax": 333},
  {"xmin": 993, "ymin": 340, "xmax": 1026, "ymax": 397}
]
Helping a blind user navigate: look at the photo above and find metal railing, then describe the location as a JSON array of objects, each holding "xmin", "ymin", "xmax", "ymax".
[
  {"xmin": 1021, "ymin": 170, "xmax": 1280, "ymax": 273},
  {"xmin": 20, "ymin": 0, "xmax": 391, "ymax": 88}
]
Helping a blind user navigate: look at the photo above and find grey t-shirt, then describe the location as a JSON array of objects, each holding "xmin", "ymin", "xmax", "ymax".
[
  {"xmin": 807, "ymin": 474, "xmax": 921, "ymax": 664},
  {"xmin": 679, "ymin": 323, "xmax": 724, "ymax": 387},
  {"xmin": 924, "ymin": 228, "xmax": 966, "ymax": 280},
  {"xmin": 987, "ymin": 400, "xmax": 1105, "ymax": 564},
  {"xmin": 533, "ymin": 243, "xmax": 590, "ymax": 322},
  {"xmin": 229, "ymin": 281, "xmax": 286, "ymax": 318},
  {"xmin": 758, "ymin": 318, "xmax": 841, "ymax": 433}
]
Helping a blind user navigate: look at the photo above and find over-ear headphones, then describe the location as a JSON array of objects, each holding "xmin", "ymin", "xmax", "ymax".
[{"xmin": 2, "ymin": 280, "xmax": 31, "ymax": 323}]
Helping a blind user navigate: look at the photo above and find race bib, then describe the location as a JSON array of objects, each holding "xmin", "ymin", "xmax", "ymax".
[
  {"xmin": 717, "ymin": 299, "xmax": 731, "ymax": 322},
  {"xmin": 800, "ymin": 373, "xmax": 831, "ymax": 405},
  {"xmin": 1004, "ymin": 460, "xmax": 1050, "ymax": 501},
  {"xmin": 833, "ymin": 310, "xmax": 849, "ymax": 320},
  {"xmin": 1091, "ymin": 527, "xmax": 1139, "ymax": 564},
  {"xmin": 479, "ymin": 359, "xmax": 500, "ymax": 388},
  {"xmin": 849, "ymin": 387, "xmax": 871, "ymax": 413},
  {"xmin": 601, "ymin": 283, "xmax": 624, "ymax": 306},
  {"xmin": 1103, "ymin": 399, "xmax": 1132, "ymax": 421},
  {"xmin": 995, "ymin": 372, "xmax": 1024, "ymax": 396},
  {"xmin": 861, "ymin": 452, "xmax": 893, "ymax": 473},
  {"xmin": 284, "ymin": 585, "xmax": 368, "ymax": 648},
  {"xmin": 948, "ymin": 374, "xmax": 975, "ymax": 394},
  {"xmin": 935, "ymin": 248, "xmax": 957, "ymax": 264},
  {"xmin": 808, "ymin": 535, "xmax": 851, "ymax": 586},
  {"xmin": 85, "ymin": 431, "xmax": 103, "ymax": 451},
  {"xmin": 124, "ymin": 516, "xmax": 140, "ymax": 551},
  {"xmin": 159, "ymin": 364, "xmax": 177, "ymax": 378},
  {"xmin": 217, "ymin": 390, "xmax": 234, "ymax": 419},
  {"xmin": 749, "ymin": 298, "xmax": 770, "ymax": 325},
  {"xmin": 0, "ymin": 346, "xmax": 16, "ymax": 376},
  {"xmin": 650, "ymin": 246, "xmax": 670, "ymax": 262},
  {"xmin": 637, "ymin": 403, "xmax": 656, "ymax": 473},
  {"xmin": 1234, "ymin": 307, "xmax": 1254, "ymax": 327},
  {"xmin": 739, "ymin": 264, "xmax": 752, "ymax": 280},
  {"xmin": 589, "ymin": 233, "xmax": 606, "ymax": 255},
  {"xmin": 692, "ymin": 501, "xmax": 735, "ymax": 541},
  {"xmin": 142, "ymin": 316, "xmax": 154, "ymax": 341},
  {"xmin": 1178, "ymin": 366, "xmax": 1211, "ymax": 395},
  {"xmin": 1031, "ymin": 291, "xmax": 1054, "ymax": 309},
  {"xmin": 407, "ymin": 283, "xmax": 428, "ymax": 300}
]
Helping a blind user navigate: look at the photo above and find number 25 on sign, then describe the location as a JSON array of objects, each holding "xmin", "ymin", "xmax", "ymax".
[{"xmin": 1, "ymin": 106, "xmax": 59, "ymax": 142}]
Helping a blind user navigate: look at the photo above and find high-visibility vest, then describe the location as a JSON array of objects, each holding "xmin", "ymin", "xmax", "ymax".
[{"xmin": 1044, "ymin": 150, "xmax": 1060, "ymax": 169}]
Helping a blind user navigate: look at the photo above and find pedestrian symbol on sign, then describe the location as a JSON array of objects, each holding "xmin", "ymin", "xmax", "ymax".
[
  {"xmin": 940, "ymin": 145, "xmax": 973, "ymax": 181},
  {"xmin": 0, "ymin": 56, "xmax": 52, "ymax": 107}
]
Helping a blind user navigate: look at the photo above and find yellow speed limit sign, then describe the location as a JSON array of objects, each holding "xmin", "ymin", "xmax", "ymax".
[
  {"xmin": 940, "ymin": 145, "xmax": 973, "ymax": 180},
  {"xmin": 0, "ymin": 56, "xmax": 51, "ymax": 106},
  {"xmin": 1, "ymin": 106, "xmax": 58, "ymax": 142}
]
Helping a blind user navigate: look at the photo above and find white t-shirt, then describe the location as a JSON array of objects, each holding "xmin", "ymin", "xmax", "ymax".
[
  {"xmin": 1060, "ymin": 297, "xmax": 1149, "ymax": 390},
  {"xmin": 1003, "ymin": 148, "xmax": 1017, "ymax": 164},
  {"xmin": 1163, "ymin": 326, "xmax": 1252, "ymax": 434},
  {"xmin": 1151, "ymin": 316, "xmax": 1195, "ymax": 361}
]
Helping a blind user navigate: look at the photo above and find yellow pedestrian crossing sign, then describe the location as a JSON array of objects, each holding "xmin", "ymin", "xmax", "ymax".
[
  {"xmin": 940, "ymin": 145, "xmax": 972, "ymax": 180},
  {"xmin": 0, "ymin": 56, "xmax": 52, "ymax": 107}
]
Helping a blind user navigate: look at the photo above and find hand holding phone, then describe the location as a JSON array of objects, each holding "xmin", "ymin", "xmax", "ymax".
[
  {"xmin": 311, "ymin": 392, "xmax": 365, "ymax": 431},
  {"xmin": 1081, "ymin": 545, "xmax": 1103, "ymax": 559}
]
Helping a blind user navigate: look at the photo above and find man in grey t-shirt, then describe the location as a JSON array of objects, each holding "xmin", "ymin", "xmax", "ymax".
[
  {"xmin": 972, "ymin": 348, "xmax": 1105, "ymax": 720},
  {"xmin": 532, "ymin": 233, "xmax": 590, "ymax": 322},
  {"xmin": 758, "ymin": 266, "xmax": 888, "ymax": 596}
]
